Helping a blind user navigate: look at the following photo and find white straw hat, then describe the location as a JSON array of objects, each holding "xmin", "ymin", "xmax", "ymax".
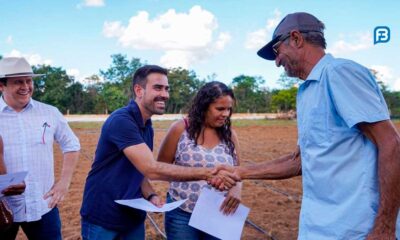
[{"xmin": 0, "ymin": 57, "xmax": 44, "ymax": 78}]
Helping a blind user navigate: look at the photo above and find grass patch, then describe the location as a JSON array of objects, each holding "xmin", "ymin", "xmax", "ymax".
[
  {"xmin": 69, "ymin": 119, "xmax": 297, "ymax": 130},
  {"xmin": 69, "ymin": 122, "xmax": 104, "ymax": 129},
  {"xmin": 69, "ymin": 118, "xmax": 397, "ymax": 132},
  {"xmin": 232, "ymin": 119, "xmax": 297, "ymax": 127},
  {"xmin": 152, "ymin": 119, "xmax": 298, "ymax": 129},
  {"xmin": 69, "ymin": 120, "xmax": 176, "ymax": 130}
]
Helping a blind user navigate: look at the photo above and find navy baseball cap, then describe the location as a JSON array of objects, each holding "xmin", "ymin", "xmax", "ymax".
[{"xmin": 257, "ymin": 12, "xmax": 325, "ymax": 60}]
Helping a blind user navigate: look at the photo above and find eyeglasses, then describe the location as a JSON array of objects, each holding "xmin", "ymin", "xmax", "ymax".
[
  {"xmin": 272, "ymin": 30, "xmax": 323, "ymax": 56},
  {"xmin": 272, "ymin": 33, "xmax": 291, "ymax": 56}
]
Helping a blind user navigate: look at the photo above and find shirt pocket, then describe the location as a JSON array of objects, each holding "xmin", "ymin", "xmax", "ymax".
[
  {"xmin": 33, "ymin": 125, "xmax": 54, "ymax": 146},
  {"xmin": 306, "ymin": 108, "xmax": 329, "ymax": 144}
]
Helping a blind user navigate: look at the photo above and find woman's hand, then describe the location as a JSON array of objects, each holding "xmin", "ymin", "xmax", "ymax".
[{"xmin": 220, "ymin": 183, "xmax": 242, "ymax": 215}]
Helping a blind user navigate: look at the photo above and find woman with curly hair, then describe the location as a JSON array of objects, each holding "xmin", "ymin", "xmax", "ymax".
[{"xmin": 157, "ymin": 81, "xmax": 241, "ymax": 239}]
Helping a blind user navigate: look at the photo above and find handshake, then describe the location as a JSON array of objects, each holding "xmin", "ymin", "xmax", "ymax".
[{"xmin": 207, "ymin": 165, "xmax": 241, "ymax": 191}]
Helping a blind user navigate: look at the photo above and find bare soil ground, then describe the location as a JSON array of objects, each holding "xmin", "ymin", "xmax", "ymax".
[{"xmin": 16, "ymin": 120, "xmax": 400, "ymax": 240}]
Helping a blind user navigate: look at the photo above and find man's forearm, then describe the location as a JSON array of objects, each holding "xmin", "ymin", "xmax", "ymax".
[
  {"xmin": 123, "ymin": 144, "xmax": 236, "ymax": 186},
  {"xmin": 60, "ymin": 151, "xmax": 80, "ymax": 185},
  {"xmin": 146, "ymin": 161, "xmax": 212, "ymax": 182},
  {"xmin": 238, "ymin": 149, "xmax": 301, "ymax": 180},
  {"xmin": 373, "ymin": 137, "xmax": 400, "ymax": 231}
]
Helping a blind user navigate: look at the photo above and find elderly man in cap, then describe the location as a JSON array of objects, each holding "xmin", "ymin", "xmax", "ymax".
[
  {"xmin": 0, "ymin": 57, "xmax": 80, "ymax": 239},
  {"xmin": 216, "ymin": 12, "xmax": 400, "ymax": 239}
]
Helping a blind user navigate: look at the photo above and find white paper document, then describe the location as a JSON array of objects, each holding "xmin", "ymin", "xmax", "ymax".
[
  {"xmin": 189, "ymin": 188, "xmax": 250, "ymax": 240},
  {"xmin": 115, "ymin": 198, "xmax": 187, "ymax": 213},
  {"xmin": 0, "ymin": 171, "xmax": 28, "ymax": 196}
]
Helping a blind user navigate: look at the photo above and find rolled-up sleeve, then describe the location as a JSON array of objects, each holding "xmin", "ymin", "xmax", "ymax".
[{"xmin": 54, "ymin": 110, "xmax": 80, "ymax": 153}]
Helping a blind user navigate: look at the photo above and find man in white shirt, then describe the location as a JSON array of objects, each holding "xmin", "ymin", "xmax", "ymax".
[{"xmin": 0, "ymin": 57, "xmax": 80, "ymax": 239}]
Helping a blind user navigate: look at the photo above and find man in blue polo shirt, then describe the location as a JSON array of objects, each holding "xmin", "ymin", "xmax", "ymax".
[
  {"xmin": 80, "ymin": 65, "xmax": 239, "ymax": 240},
  {"xmin": 223, "ymin": 12, "xmax": 400, "ymax": 239}
]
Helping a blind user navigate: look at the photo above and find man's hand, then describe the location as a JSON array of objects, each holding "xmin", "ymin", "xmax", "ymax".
[
  {"xmin": 220, "ymin": 184, "xmax": 241, "ymax": 215},
  {"xmin": 208, "ymin": 165, "xmax": 240, "ymax": 191},
  {"xmin": 43, "ymin": 180, "xmax": 70, "ymax": 208},
  {"xmin": 148, "ymin": 194, "xmax": 164, "ymax": 208},
  {"xmin": 2, "ymin": 182, "xmax": 26, "ymax": 196}
]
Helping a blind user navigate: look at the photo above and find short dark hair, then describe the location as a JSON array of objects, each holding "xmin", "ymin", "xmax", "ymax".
[{"xmin": 132, "ymin": 65, "xmax": 168, "ymax": 98}]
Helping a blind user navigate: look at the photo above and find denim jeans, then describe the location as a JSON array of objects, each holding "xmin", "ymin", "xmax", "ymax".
[
  {"xmin": 0, "ymin": 207, "xmax": 62, "ymax": 240},
  {"xmin": 81, "ymin": 218, "xmax": 145, "ymax": 240},
  {"xmin": 164, "ymin": 193, "xmax": 220, "ymax": 240}
]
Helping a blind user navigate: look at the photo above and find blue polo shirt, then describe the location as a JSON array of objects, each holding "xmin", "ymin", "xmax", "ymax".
[
  {"xmin": 297, "ymin": 54, "xmax": 399, "ymax": 239},
  {"xmin": 80, "ymin": 100, "xmax": 153, "ymax": 231}
]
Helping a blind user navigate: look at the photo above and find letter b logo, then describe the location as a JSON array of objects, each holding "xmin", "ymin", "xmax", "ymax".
[{"xmin": 374, "ymin": 26, "xmax": 390, "ymax": 44}]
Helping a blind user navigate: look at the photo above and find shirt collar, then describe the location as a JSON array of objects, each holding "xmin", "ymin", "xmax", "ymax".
[
  {"xmin": 305, "ymin": 53, "xmax": 334, "ymax": 82},
  {"xmin": 0, "ymin": 96, "xmax": 34, "ymax": 112},
  {"xmin": 128, "ymin": 100, "xmax": 152, "ymax": 129}
]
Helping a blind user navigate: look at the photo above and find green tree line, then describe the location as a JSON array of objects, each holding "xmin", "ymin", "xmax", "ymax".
[{"xmin": 1, "ymin": 54, "xmax": 400, "ymax": 117}]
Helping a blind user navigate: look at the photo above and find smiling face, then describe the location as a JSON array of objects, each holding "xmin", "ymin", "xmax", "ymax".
[
  {"xmin": 136, "ymin": 72, "xmax": 170, "ymax": 116},
  {"xmin": 0, "ymin": 76, "xmax": 33, "ymax": 112},
  {"xmin": 274, "ymin": 40, "xmax": 303, "ymax": 78},
  {"xmin": 204, "ymin": 95, "xmax": 234, "ymax": 128}
]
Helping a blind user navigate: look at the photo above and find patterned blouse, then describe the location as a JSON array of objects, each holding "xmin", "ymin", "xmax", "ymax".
[{"xmin": 168, "ymin": 130, "xmax": 235, "ymax": 213}]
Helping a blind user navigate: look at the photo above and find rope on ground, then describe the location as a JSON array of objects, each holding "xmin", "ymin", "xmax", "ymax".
[
  {"xmin": 147, "ymin": 214, "xmax": 167, "ymax": 239},
  {"xmin": 242, "ymin": 159, "xmax": 299, "ymax": 239},
  {"xmin": 245, "ymin": 160, "xmax": 301, "ymax": 202},
  {"xmin": 246, "ymin": 219, "xmax": 278, "ymax": 240},
  {"xmin": 253, "ymin": 181, "xmax": 301, "ymax": 202}
]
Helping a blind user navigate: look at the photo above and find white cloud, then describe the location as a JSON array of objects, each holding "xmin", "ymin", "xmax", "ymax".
[
  {"xmin": 327, "ymin": 32, "xmax": 372, "ymax": 55},
  {"xmin": 67, "ymin": 68, "xmax": 80, "ymax": 78},
  {"xmin": 6, "ymin": 49, "xmax": 52, "ymax": 66},
  {"xmin": 370, "ymin": 65, "xmax": 400, "ymax": 91},
  {"xmin": 394, "ymin": 78, "xmax": 400, "ymax": 91},
  {"xmin": 77, "ymin": 0, "xmax": 105, "ymax": 9},
  {"xmin": 245, "ymin": 9, "xmax": 282, "ymax": 50},
  {"xmin": 103, "ymin": 21, "xmax": 125, "ymax": 38},
  {"xmin": 215, "ymin": 32, "xmax": 231, "ymax": 50},
  {"xmin": 160, "ymin": 51, "xmax": 195, "ymax": 69},
  {"xmin": 81, "ymin": 0, "xmax": 104, "ymax": 7},
  {"xmin": 67, "ymin": 68, "xmax": 95, "ymax": 84},
  {"xmin": 5, "ymin": 35, "xmax": 13, "ymax": 44},
  {"xmin": 103, "ymin": 5, "xmax": 231, "ymax": 69},
  {"xmin": 371, "ymin": 65, "xmax": 393, "ymax": 80}
]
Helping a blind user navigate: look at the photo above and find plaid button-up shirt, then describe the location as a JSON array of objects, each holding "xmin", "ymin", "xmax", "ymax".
[{"xmin": 0, "ymin": 97, "xmax": 80, "ymax": 222}]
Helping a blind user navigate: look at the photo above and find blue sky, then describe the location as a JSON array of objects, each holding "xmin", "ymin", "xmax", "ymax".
[{"xmin": 1, "ymin": 0, "xmax": 399, "ymax": 90}]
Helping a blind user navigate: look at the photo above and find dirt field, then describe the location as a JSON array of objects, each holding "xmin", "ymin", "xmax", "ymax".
[{"xmin": 16, "ymin": 120, "xmax": 400, "ymax": 240}]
